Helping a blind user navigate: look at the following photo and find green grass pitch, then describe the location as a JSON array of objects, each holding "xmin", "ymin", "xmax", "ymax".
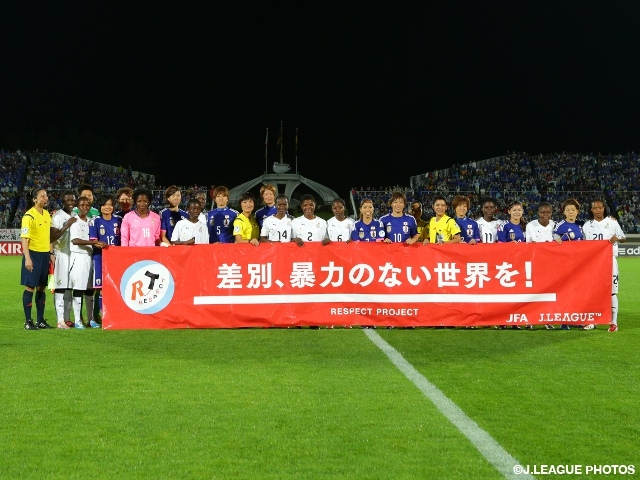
[{"xmin": 0, "ymin": 255, "xmax": 638, "ymax": 479}]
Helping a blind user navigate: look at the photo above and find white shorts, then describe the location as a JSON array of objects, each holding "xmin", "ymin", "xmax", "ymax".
[
  {"xmin": 612, "ymin": 257, "xmax": 619, "ymax": 295},
  {"xmin": 69, "ymin": 253, "xmax": 93, "ymax": 291},
  {"xmin": 53, "ymin": 252, "xmax": 71, "ymax": 289}
]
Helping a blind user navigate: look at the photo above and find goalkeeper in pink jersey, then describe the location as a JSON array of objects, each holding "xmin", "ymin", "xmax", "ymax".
[{"xmin": 121, "ymin": 188, "xmax": 161, "ymax": 247}]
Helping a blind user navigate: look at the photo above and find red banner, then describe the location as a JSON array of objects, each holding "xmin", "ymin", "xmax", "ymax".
[{"xmin": 102, "ymin": 241, "xmax": 612, "ymax": 329}]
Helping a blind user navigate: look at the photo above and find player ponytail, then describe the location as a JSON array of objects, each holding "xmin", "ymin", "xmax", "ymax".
[{"xmin": 26, "ymin": 187, "xmax": 45, "ymax": 207}]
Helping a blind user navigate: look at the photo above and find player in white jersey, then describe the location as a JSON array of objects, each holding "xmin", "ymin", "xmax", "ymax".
[
  {"xmin": 171, "ymin": 199, "xmax": 210, "ymax": 245},
  {"xmin": 51, "ymin": 191, "xmax": 78, "ymax": 328},
  {"xmin": 476, "ymin": 197, "xmax": 502, "ymax": 243},
  {"xmin": 194, "ymin": 190, "xmax": 209, "ymax": 223},
  {"xmin": 523, "ymin": 201, "xmax": 555, "ymax": 329},
  {"xmin": 69, "ymin": 197, "xmax": 107, "ymax": 328},
  {"xmin": 324, "ymin": 198, "xmax": 355, "ymax": 244},
  {"xmin": 260, "ymin": 194, "xmax": 293, "ymax": 243},
  {"xmin": 292, "ymin": 194, "xmax": 328, "ymax": 246},
  {"xmin": 526, "ymin": 201, "xmax": 556, "ymax": 243},
  {"xmin": 582, "ymin": 199, "xmax": 626, "ymax": 332}
]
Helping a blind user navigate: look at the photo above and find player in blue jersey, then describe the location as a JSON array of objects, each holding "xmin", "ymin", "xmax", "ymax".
[
  {"xmin": 554, "ymin": 198, "xmax": 584, "ymax": 243},
  {"xmin": 553, "ymin": 198, "xmax": 584, "ymax": 330},
  {"xmin": 89, "ymin": 194, "xmax": 122, "ymax": 326},
  {"xmin": 452, "ymin": 195, "xmax": 481, "ymax": 244},
  {"xmin": 380, "ymin": 191, "xmax": 419, "ymax": 244},
  {"xmin": 207, "ymin": 186, "xmax": 239, "ymax": 243},
  {"xmin": 497, "ymin": 201, "xmax": 526, "ymax": 243},
  {"xmin": 255, "ymin": 184, "xmax": 278, "ymax": 229},
  {"xmin": 351, "ymin": 198, "xmax": 385, "ymax": 242},
  {"xmin": 160, "ymin": 185, "xmax": 188, "ymax": 246},
  {"xmin": 496, "ymin": 200, "xmax": 527, "ymax": 329}
]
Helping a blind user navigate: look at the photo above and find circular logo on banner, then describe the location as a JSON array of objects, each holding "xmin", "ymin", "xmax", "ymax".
[{"xmin": 119, "ymin": 260, "xmax": 175, "ymax": 314}]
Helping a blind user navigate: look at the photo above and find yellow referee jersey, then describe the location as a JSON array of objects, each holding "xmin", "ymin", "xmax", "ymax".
[
  {"xmin": 233, "ymin": 214, "xmax": 259, "ymax": 241},
  {"xmin": 20, "ymin": 207, "xmax": 52, "ymax": 252}
]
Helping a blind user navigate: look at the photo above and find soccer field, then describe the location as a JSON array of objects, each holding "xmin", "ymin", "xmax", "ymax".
[{"xmin": 0, "ymin": 256, "xmax": 638, "ymax": 479}]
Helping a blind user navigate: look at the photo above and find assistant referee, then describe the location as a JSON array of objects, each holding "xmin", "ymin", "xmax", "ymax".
[{"xmin": 20, "ymin": 188, "xmax": 75, "ymax": 330}]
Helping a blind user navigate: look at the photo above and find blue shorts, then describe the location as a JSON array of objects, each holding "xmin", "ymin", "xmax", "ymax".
[
  {"xmin": 21, "ymin": 251, "xmax": 49, "ymax": 288},
  {"xmin": 93, "ymin": 254, "xmax": 103, "ymax": 289}
]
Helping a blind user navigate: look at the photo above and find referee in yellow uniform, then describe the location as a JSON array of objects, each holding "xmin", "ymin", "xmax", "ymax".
[{"xmin": 20, "ymin": 188, "xmax": 75, "ymax": 330}]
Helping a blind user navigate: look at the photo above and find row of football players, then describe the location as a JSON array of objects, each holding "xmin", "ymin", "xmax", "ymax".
[
  {"xmin": 50, "ymin": 184, "xmax": 625, "ymax": 331},
  {"xmin": 187, "ymin": 186, "xmax": 624, "ymax": 333},
  {"xmin": 229, "ymin": 189, "xmax": 624, "ymax": 333},
  {"xmin": 49, "ymin": 186, "xmax": 116, "ymax": 329}
]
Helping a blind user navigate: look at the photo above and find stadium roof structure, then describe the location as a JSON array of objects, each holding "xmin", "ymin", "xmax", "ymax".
[
  {"xmin": 229, "ymin": 122, "xmax": 339, "ymax": 205},
  {"xmin": 229, "ymin": 170, "xmax": 339, "ymax": 207}
]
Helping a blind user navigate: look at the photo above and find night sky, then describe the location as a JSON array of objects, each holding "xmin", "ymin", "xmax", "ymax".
[{"xmin": 3, "ymin": 3, "xmax": 640, "ymax": 197}]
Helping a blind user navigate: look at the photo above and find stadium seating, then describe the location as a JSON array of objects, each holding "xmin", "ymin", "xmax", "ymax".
[
  {"xmin": 352, "ymin": 152, "xmax": 640, "ymax": 229},
  {"xmin": 2, "ymin": 149, "xmax": 640, "ymax": 231}
]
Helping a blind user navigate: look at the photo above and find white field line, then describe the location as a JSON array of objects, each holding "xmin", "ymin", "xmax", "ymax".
[{"xmin": 364, "ymin": 329, "xmax": 535, "ymax": 480}]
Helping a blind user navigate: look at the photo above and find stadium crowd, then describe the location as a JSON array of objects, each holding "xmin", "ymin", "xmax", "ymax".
[
  {"xmin": 0, "ymin": 150, "xmax": 215, "ymax": 228},
  {"xmin": 351, "ymin": 151, "xmax": 640, "ymax": 232},
  {"xmin": 3, "ymin": 149, "xmax": 639, "ymax": 231}
]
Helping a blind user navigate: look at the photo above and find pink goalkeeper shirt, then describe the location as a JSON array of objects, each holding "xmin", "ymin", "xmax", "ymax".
[{"xmin": 121, "ymin": 210, "xmax": 161, "ymax": 246}]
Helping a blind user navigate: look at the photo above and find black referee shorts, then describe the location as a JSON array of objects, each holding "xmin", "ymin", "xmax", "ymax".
[{"xmin": 21, "ymin": 250, "xmax": 50, "ymax": 288}]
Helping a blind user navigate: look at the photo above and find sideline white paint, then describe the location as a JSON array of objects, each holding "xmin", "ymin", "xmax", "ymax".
[{"xmin": 364, "ymin": 329, "xmax": 535, "ymax": 480}]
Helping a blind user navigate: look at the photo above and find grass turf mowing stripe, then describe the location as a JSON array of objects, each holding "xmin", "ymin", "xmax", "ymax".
[{"xmin": 364, "ymin": 328, "xmax": 535, "ymax": 480}]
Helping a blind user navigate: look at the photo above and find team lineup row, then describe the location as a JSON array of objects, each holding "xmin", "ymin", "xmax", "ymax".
[{"xmin": 19, "ymin": 184, "xmax": 624, "ymax": 331}]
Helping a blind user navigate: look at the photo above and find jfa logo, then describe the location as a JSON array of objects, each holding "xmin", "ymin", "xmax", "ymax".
[{"xmin": 119, "ymin": 260, "xmax": 175, "ymax": 314}]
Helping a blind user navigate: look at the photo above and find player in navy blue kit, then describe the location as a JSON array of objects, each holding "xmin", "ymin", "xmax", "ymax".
[
  {"xmin": 255, "ymin": 184, "xmax": 277, "ymax": 229},
  {"xmin": 160, "ymin": 185, "xmax": 188, "ymax": 246},
  {"xmin": 351, "ymin": 198, "xmax": 385, "ymax": 242},
  {"xmin": 553, "ymin": 198, "xmax": 584, "ymax": 330},
  {"xmin": 554, "ymin": 198, "xmax": 584, "ymax": 243},
  {"xmin": 497, "ymin": 201, "xmax": 526, "ymax": 243},
  {"xmin": 452, "ymin": 195, "xmax": 481, "ymax": 244},
  {"xmin": 379, "ymin": 192, "xmax": 418, "ymax": 244},
  {"xmin": 207, "ymin": 186, "xmax": 239, "ymax": 243},
  {"xmin": 496, "ymin": 200, "xmax": 527, "ymax": 329},
  {"xmin": 89, "ymin": 194, "xmax": 122, "ymax": 326}
]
